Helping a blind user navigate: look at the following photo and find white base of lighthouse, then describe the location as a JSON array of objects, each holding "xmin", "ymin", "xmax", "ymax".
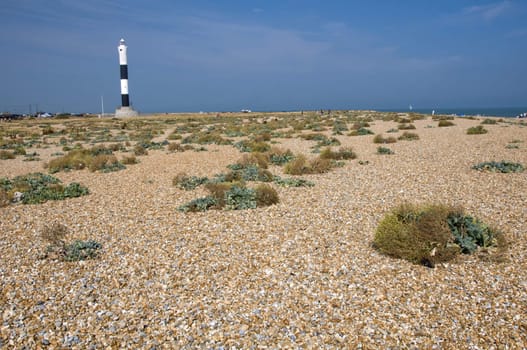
[{"xmin": 114, "ymin": 106, "xmax": 139, "ymax": 118}]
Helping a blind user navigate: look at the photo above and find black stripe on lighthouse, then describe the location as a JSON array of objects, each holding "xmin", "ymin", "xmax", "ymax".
[
  {"xmin": 120, "ymin": 64, "xmax": 129, "ymax": 107},
  {"xmin": 120, "ymin": 65, "xmax": 128, "ymax": 79}
]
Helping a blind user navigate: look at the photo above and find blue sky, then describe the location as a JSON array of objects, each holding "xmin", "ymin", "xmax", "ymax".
[{"xmin": 1, "ymin": 0, "xmax": 526, "ymax": 113}]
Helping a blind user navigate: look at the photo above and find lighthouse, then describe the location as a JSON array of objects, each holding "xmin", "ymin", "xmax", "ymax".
[{"xmin": 115, "ymin": 38, "xmax": 138, "ymax": 117}]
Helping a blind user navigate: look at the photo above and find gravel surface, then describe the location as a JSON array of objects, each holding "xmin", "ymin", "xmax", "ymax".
[{"xmin": 1, "ymin": 115, "xmax": 527, "ymax": 349}]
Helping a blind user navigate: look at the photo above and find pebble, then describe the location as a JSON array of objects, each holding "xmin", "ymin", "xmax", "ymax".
[{"xmin": 1, "ymin": 115, "xmax": 526, "ymax": 348}]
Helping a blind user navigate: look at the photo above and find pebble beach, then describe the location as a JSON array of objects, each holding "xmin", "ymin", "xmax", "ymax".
[{"xmin": 1, "ymin": 113, "xmax": 526, "ymax": 348}]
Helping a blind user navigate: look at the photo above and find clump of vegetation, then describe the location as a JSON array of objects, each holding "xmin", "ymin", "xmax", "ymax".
[
  {"xmin": 348, "ymin": 127, "xmax": 374, "ymax": 136},
  {"xmin": 133, "ymin": 144, "xmax": 148, "ymax": 156},
  {"xmin": 472, "ymin": 161, "xmax": 524, "ymax": 173},
  {"xmin": 178, "ymin": 182, "xmax": 279, "ymax": 212},
  {"xmin": 377, "ymin": 146, "xmax": 394, "ymax": 155},
  {"xmin": 481, "ymin": 119, "xmax": 497, "ymax": 125},
  {"xmin": 273, "ymin": 177, "xmax": 314, "ymax": 187},
  {"xmin": 172, "ymin": 172, "xmax": 209, "ymax": 190},
  {"xmin": 398, "ymin": 123, "xmax": 416, "ymax": 130},
  {"xmin": 167, "ymin": 142, "xmax": 185, "ymax": 152},
  {"xmin": 234, "ymin": 153, "xmax": 269, "ymax": 169},
  {"xmin": 266, "ymin": 147, "xmax": 295, "ymax": 165},
  {"xmin": 467, "ymin": 125, "xmax": 488, "ymax": 135},
  {"xmin": 398, "ymin": 132, "xmax": 420, "ymax": 141},
  {"xmin": 234, "ymin": 140, "xmax": 271, "ymax": 153},
  {"xmin": 386, "ymin": 128, "xmax": 399, "ymax": 133},
  {"xmin": 46, "ymin": 146, "xmax": 127, "ymax": 173},
  {"xmin": 40, "ymin": 222, "xmax": 102, "ymax": 262},
  {"xmin": 319, "ymin": 147, "xmax": 357, "ymax": 160},
  {"xmin": 121, "ymin": 155, "xmax": 138, "ymax": 165},
  {"xmin": 0, "ymin": 173, "xmax": 89, "ymax": 205},
  {"xmin": 178, "ymin": 196, "xmax": 218, "ymax": 212},
  {"xmin": 224, "ymin": 163, "xmax": 274, "ymax": 182},
  {"xmin": 284, "ymin": 155, "xmax": 335, "ymax": 175},
  {"xmin": 438, "ymin": 120, "xmax": 455, "ymax": 127},
  {"xmin": 255, "ymin": 184, "xmax": 279, "ymax": 206},
  {"xmin": 0, "ymin": 150, "xmax": 16, "ymax": 159},
  {"xmin": 373, "ymin": 134, "xmax": 397, "ymax": 144},
  {"xmin": 182, "ymin": 131, "xmax": 232, "ymax": 145},
  {"xmin": 373, "ymin": 203, "xmax": 505, "ymax": 267}
]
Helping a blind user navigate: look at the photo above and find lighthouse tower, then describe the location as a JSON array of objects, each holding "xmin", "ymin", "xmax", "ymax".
[{"xmin": 115, "ymin": 38, "xmax": 138, "ymax": 117}]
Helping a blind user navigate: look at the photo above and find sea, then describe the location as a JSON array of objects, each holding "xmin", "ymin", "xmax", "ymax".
[{"xmin": 379, "ymin": 107, "xmax": 527, "ymax": 118}]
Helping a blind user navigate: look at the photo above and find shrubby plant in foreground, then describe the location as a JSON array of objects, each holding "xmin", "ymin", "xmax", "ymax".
[
  {"xmin": 472, "ymin": 161, "xmax": 524, "ymax": 173},
  {"xmin": 40, "ymin": 223, "xmax": 102, "ymax": 262},
  {"xmin": 373, "ymin": 203, "xmax": 505, "ymax": 267},
  {"xmin": 0, "ymin": 173, "xmax": 89, "ymax": 205}
]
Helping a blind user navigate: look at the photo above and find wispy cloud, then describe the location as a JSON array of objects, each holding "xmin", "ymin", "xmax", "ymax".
[{"xmin": 462, "ymin": 1, "xmax": 511, "ymax": 20}]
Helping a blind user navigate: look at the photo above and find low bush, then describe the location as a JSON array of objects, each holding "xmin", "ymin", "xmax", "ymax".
[
  {"xmin": 173, "ymin": 173, "xmax": 210, "ymax": 190},
  {"xmin": 438, "ymin": 120, "xmax": 455, "ymax": 127},
  {"xmin": 472, "ymin": 161, "xmax": 524, "ymax": 173},
  {"xmin": 377, "ymin": 146, "xmax": 394, "ymax": 155},
  {"xmin": 266, "ymin": 147, "xmax": 295, "ymax": 165},
  {"xmin": 178, "ymin": 196, "xmax": 218, "ymax": 212},
  {"xmin": 121, "ymin": 155, "xmax": 138, "ymax": 165},
  {"xmin": 398, "ymin": 132, "xmax": 420, "ymax": 141},
  {"xmin": 481, "ymin": 119, "xmax": 497, "ymax": 125},
  {"xmin": 46, "ymin": 147, "xmax": 126, "ymax": 173},
  {"xmin": 348, "ymin": 127, "xmax": 374, "ymax": 136},
  {"xmin": 373, "ymin": 134, "xmax": 397, "ymax": 144},
  {"xmin": 284, "ymin": 155, "xmax": 334, "ymax": 175},
  {"xmin": 40, "ymin": 222, "xmax": 102, "ymax": 261},
  {"xmin": 398, "ymin": 123, "xmax": 416, "ymax": 130},
  {"xmin": 319, "ymin": 147, "xmax": 357, "ymax": 160},
  {"xmin": 0, "ymin": 150, "xmax": 16, "ymax": 159},
  {"xmin": 373, "ymin": 203, "xmax": 505, "ymax": 267},
  {"xmin": 273, "ymin": 177, "xmax": 314, "ymax": 187},
  {"xmin": 133, "ymin": 144, "xmax": 148, "ymax": 155},
  {"xmin": 167, "ymin": 142, "xmax": 184, "ymax": 152},
  {"xmin": 234, "ymin": 140, "xmax": 271, "ymax": 153},
  {"xmin": 467, "ymin": 125, "xmax": 488, "ymax": 135},
  {"xmin": 0, "ymin": 173, "xmax": 89, "ymax": 205}
]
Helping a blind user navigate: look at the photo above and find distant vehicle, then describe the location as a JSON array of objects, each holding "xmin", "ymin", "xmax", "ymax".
[
  {"xmin": 241, "ymin": 109, "xmax": 252, "ymax": 113},
  {"xmin": 38, "ymin": 112, "xmax": 53, "ymax": 118}
]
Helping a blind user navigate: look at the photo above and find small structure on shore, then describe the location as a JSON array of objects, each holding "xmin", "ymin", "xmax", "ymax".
[{"xmin": 115, "ymin": 38, "xmax": 138, "ymax": 118}]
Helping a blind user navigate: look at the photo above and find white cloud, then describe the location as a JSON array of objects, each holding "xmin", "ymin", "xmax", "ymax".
[{"xmin": 462, "ymin": 1, "xmax": 511, "ymax": 20}]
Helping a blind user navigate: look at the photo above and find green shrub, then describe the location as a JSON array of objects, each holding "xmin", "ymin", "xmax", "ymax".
[
  {"xmin": 178, "ymin": 196, "xmax": 217, "ymax": 212},
  {"xmin": 40, "ymin": 223, "xmax": 102, "ymax": 261},
  {"xmin": 267, "ymin": 147, "xmax": 295, "ymax": 165},
  {"xmin": 273, "ymin": 177, "xmax": 314, "ymax": 187},
  {"xmin": 133, "ymin": 144, "xmax": 148, "ymax": 155},
  {"xmin": 398, "ymin": 123, "xmax": 416, "ymax": 130},
  {"xmin": 481, "ymin": 119, "xmax": 497, "ymax": 125},
  {"xmin": 467, "ymin": 125, "xmax": 487, "ymax": 135},
  {"xmin": 173, "ymin": 173, "xmax": 209, "ymax": 190},
  {"xmin": 447, "ymin": 213, "xmax": 498, "ymax": 254},
  {"xmin": 348, "ymin": 127, "xmax": 374, "ymax": 136},
  {"xmin": 373, "ymin": 203, "xmax": 504, "ymax": 267},
  {"xmin": 121, "ymin": 155, "xmax": 138, "ymax": 164},
  {"xmin": 438, "ymin": 120, "xmax": 455, "ymax": 127},
  {"xmin": 319, "ymin": 147, "xmax": 357, "ymax": 160},
  {"xmin": 0, "ymin": 150, "xmax": 16, "ymax": 159},
  {"xmin": 398, "ymin": 132, "xmax": 420, "ymax": 141},
  {"xmin": 255, "ymin": 184, "xmax": 279, "ymax": 206},
  {"xmin": 284, "ymin": 155, "xmax": 311, "ymax": 175},
  {"xmin": 234, "ymin": 140, "xmax": 271, "ymax": 153},
  {"xmin": 472, "ymin": 161, "xmax": 524, "ymax": 173},
  {"xmin": 63, "ymin": 240, "xmax": 102, "ymax": 262},
  {"xmin": 373, "ymin": 134, "xmax": 397, "ymax": 144},
  {"xmin": 1, "ymin": 173, "xmax": 89, "ymax": 205},
  {"xmin": 377, "ymin": 146, "xmax": 394, "ymax": 155},
  {"xmin": 225, "ymin": 185, "xmax": 257, "ymax": 210}
]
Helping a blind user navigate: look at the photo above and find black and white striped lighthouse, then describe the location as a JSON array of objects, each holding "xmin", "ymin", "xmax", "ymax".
[{"xmin": 115, "ymin": 38, "xmax": 138, "ymax": 117}]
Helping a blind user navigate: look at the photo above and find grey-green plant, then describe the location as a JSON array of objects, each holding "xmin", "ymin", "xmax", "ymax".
[{"xmin": 472, "ymin": 161, "xmax": 524, "ymax": 173}]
